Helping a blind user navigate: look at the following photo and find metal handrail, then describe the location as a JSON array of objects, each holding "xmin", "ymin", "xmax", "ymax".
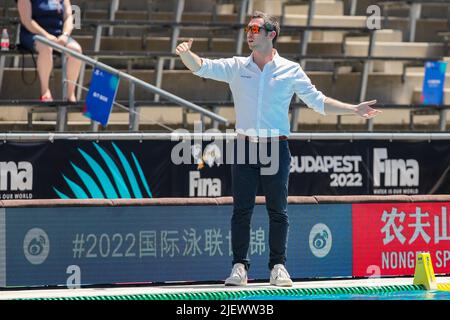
[
  {"xmin": 1, "ymin": 100, "xmax": 450, "ymax": 112},
  {"xmin": 34, "ymin": 35, "xmax": 229, "ymax": 132},
  {"xmin": 1, "ymin": 132, "xmax": 450, "ymax": 141}
]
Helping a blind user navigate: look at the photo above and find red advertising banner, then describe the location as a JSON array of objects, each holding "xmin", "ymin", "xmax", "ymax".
[{"xmin": 353, "ymin": 203, "xmax": 450, "ymax": 277}]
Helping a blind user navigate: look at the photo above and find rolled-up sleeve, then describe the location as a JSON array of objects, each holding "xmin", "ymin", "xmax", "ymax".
[
  {"xmin": 193, "ymin": 57, "xmax": 236, "ymax": 83},
  {"xmin": 293, "ymin": 67, "xmax": 326, "ymax": 115}
]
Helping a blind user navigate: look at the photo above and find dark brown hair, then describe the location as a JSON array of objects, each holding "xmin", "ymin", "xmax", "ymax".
[{"xmin": 250, "ymin": 11, "xmax": 280, "ymax": 47}]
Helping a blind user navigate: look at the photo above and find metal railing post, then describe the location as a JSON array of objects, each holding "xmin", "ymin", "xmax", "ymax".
[
  {"xmin": 89, "ymin": 25, "xmax": 103, "ymax": 131},
  {"xmin": 349, "ymin": 0, "xmax": 357, "ymax": 16},
  {"xmin": 408, "ymin": 3, "xmax": 421, "ymax": 42},
  {"xmin": 362, "ymin": 31, "xmax": 375, "ymax": 131},
  {"xmin": 439, "ymin": 109, "xmax": 447, "ymax": 132},
  {"xmin": 0, "ymin": 55, "xmax": 5, "ymax": 94},
  {"xmin": 108, "ymin": 0, "xmax": 120, "ymax": 36},
  {"xmin": 447, "ymin": 4, "xmax": 450, "ymax": 31},
  {"xmin": 56, "ymin": 54, "xmax": 68, "ymax": 131},
  {"xmin": 93, "ymin": 25, "xmax": 103, "ymax": 54},
  {"xmin": 291, "ymin": 0, "xmax": 316, "ymax": 132},
  {"xmin": 154, "ymin": 57, "xmax": 165, "ymax": 102},
  {"xmin": 200, "ymin": 113, "xmax": 205, "ymax": 128},
  {"xmin": 182, "ymin": 109, "xmax": 188, "ymax": 128},
  {"xmin": 212, "ymin": 106, "xmax": 220, "ymax": 129},
  {"xmin": 129, "ymin": 82, "xmax": 138, "ymax": 131},
  {"xmin": 90, "ymin": 119, "xmax": 99, "ymax": 132},
  {"xmin": 290, "ymin": 104, "xmax": 300, "ymax": 132},
  {"xmin": 170, "ymin": 0, "xmax": 185, "ymax": 70},
  {"xmin": 300, "ymin": 0, "xmax": 315, "ymax": 69},
  {"xmin": 247, "ymin": 0, "xmax": 254, "ymax": 14},
  {"xmin": 76, "ymin": 62, "xmax": 86, "ymax": 102},
  {"xmin": 236, "ymin": 0, "xmax": 249, "ymax": 56},
  {"xmin": 13, "ymin": 22, "xmax": 20, "ymax": 68}
]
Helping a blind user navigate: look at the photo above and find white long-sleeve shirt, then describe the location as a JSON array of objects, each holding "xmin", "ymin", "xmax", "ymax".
[{"xmin": 194, "ymin": 50, "xmax": 326, "ymax": 137}]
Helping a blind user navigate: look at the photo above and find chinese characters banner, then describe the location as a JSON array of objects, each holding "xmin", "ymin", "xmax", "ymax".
[
  {"xmin": 5, "ymin": 205, "xmax": 271, "ymax": 286},
  {"xmin": 352, "ymin": 203, "xmax": 450, "ymax": 277}
]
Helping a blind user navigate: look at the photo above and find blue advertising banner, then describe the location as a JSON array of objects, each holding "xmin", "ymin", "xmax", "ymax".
[
  {"xmin": 83, "ymin": 68, "xmax": 120, "ymax": 126},
  {"xmin": 5, "ymin": 205, "xmax": 262, "ymax": 286},
  {"xmin": 286, "ymin": 204, "xmax": 352, "ymax": 278},
  {"xmin": 421, "ymin": 61, "xmax": 447, "ymax": 105},
  {"xmin": 3, "ymin": 204, "xmax": 352, "ymax": 287}
]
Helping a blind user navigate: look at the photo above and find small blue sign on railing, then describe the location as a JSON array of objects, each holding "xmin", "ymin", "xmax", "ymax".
[
  {"xmin": 421, "ymin": 61, "xmax": 447, "ymax": 105},
  {"xmin": 83, "ymin": 68, "xmax": 120, "ymax": 126}
]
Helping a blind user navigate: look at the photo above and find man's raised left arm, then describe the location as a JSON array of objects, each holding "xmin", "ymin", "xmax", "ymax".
[{"xmin": 324, "ymin": 97, "xmax": 381, "ymax": 119}]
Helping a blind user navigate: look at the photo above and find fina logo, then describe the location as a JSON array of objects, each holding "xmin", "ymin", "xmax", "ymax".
[
  {"xmin": 191, "ymin": 143, "xmax": 222, "ymax": 170},
  {"xmin": 23, "ymin": 228, "xmax": 50, "ymax": 265},
  {"xmin": 190, "ymin": 143, "xmax": 222, "ymax": 197},
  {"xmin": 309, "ymin": 223, "xmax": 332, "ymax": 258}
]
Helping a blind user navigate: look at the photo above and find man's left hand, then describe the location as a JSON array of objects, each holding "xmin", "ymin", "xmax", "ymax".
[{"xmin": 355, "ymin": 100, "xmax": 381, "ymax": 119}]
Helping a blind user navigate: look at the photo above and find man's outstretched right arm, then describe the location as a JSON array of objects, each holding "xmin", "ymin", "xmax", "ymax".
[{"xmin": 175, "ymin": 38, "xmax": 202, "ymax": 73}]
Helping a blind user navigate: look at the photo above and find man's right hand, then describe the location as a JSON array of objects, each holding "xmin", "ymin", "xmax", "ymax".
[
  {"xmin": 175, "ymin": 38, "xmax": 202, "ymax": 72},
  {"xmin": 175, "ymin": 38, "xmax": 194, "ymax": 56}
]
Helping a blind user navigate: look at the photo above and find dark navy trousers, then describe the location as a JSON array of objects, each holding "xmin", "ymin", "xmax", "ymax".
[{"xmin": 231, "ymin": 139, "xmax": 291, "ymax": 271}]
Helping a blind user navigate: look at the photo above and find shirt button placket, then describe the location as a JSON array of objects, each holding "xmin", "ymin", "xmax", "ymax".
[{"xmin": 256, "ymin": 69, "xmax": 265, "ymax": 134}]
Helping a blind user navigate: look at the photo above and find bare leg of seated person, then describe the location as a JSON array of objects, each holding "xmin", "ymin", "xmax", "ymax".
[
  {"xmin": 65, "ymin": 40, "xmax": 82, "ymax": 102},
  {"xmin": 35, "ymin": 41, "xmax": 53, "ymax": 102}
]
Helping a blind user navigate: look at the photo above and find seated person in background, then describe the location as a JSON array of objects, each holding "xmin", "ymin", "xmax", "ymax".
[{"xmin": 17, "ymin": 0, "xmax": 82, "ymax": 102}]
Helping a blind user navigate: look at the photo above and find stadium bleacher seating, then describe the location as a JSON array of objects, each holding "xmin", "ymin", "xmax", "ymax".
[{"xmin": 0, "ymin": 0, "xmax": 449, "ymax": 132}]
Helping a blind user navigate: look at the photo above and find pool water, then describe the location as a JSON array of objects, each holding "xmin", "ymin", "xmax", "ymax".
[{"xmin": 241, "ymin": 290, "xmax": 450, "ymax": 300}]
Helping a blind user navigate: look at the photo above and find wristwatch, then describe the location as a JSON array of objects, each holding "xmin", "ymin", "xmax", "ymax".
[{"xmin": 62, "ymin": 32, "xmax": 70, "ymax": 38}]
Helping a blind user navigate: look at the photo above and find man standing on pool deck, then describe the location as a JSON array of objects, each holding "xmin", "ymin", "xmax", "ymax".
[{"xmin": 176, "ymin": 11, "xmax": 381, "ymax": 287}]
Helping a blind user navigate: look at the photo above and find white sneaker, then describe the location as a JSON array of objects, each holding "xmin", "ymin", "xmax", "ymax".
[
  {"xmin": 224, "ymin": 263, "xmax": 248, "ymax": 286},
  {"xmin": 270, "ymin": 264, "xmax": 293, "ymax": 287}
]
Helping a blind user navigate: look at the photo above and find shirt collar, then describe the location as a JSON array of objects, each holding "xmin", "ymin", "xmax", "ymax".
[
  {"xmin": 243, "ymin": 54, "xmax": 253, "ymax": 67},
  {"xmin": 272, "ymin": 50, "xmax": 281, "ymax": 67},
  {"xmin": 244, "ymin": 49, "xmax": 281, "ymax": 68}
]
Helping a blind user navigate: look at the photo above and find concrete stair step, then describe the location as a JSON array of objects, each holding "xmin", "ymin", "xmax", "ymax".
[
  {"xmin": 72, "ymin": 0, "xmax": 216, "ymax": 12},
  {"xmin": 287, "ymin": 26, "xmax": 402, "ymax": 43},
  {"xmin": 345, "ymin": 41, "xmax": 444, "ymax": 58},
  {"xmin": 250, "ymin": 0, "xmax": 285, "ymax": 16},
  {"xmin": 84, "ymin": 10, "xmax": 238, "ymax": 22},
  {"xmin": 4, "ymin": 7, "xmax": 237, "ymax": 21},
  {"xmin": 71, "ymin": 35, "xmax": 343, "ymax": 55},
  {"xmin": 251, "ymin": 0, "xmax": 344, "ymax": 16},
  {"xmin": 378, "ymin": 2, "xmax": 450, "ymax": 19},
  {"xmin": 347, "ymin": 29, "xmax": 404, "ymax": 43},
  {"xmin": 406, "ymin": 67, "xmax": 425, "ymax": 73},
  {"xmin": 384, "ymin": 18, "xmax": 448, "ymax": 43},
  {"xmin": 320, "ymin": 29, "xmax": 403, "ymax": 47},
  {"xmin": 282, "ymin": 1, "xmax": 344, "ymax": 16},
  {"xmin": 420, "ymin": 4, "xmax": 450, "ymax": 19},
  {"xmin": 67, "ymin": 106, "xmax": 237, "ymax": 126},
  {"xmin": 284, "ymin": 14, "xmax": 368, "ymax": 27}
]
